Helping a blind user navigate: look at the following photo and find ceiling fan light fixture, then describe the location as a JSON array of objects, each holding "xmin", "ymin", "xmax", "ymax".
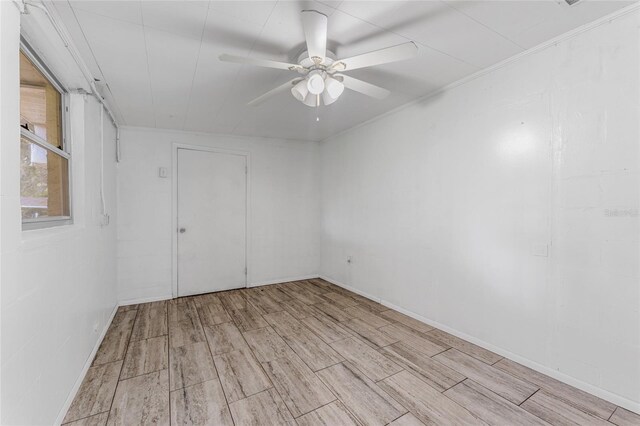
[
  {"xmin": 307, "ymin": 72, "xmax": 325, "ymax": 95},
  {"xmin": 291, "ymin": 79, "xmax": 309, "ymax": 101},
  {"xmin": 324, "ymin": 76, "xmax": 344, "ymax": 99},
  {"xmin": 322, "ymin": 90, "xmax": 338, "ymax": 106},
  {"xmin": 302, "ymin": 92, "xmax": 319, "ymax": 107}
]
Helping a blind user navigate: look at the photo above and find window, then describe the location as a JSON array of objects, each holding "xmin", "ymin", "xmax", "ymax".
[{"xmin": 20, "ymin": 42, "xmax": 70, "ymax": 228}]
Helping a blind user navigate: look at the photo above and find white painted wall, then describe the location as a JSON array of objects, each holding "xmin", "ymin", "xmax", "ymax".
[
  {"xmin": 0, "ymin": 3, "xmax": 119, "ymax": 424},
  {"xmin": 117, "ymin": 127, "xmax": 320, "ymax": 303},
  {"xmin": 320, "ymin": 9, "xmax": 640, "ymax": 409}
]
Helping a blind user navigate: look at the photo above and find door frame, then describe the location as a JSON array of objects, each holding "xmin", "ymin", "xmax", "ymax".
[{"xmin": 172, "ymin": 142, "xmax": 251, "ymax": 298}]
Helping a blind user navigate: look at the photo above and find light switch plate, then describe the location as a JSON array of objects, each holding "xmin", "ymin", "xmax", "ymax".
[{"xmin": 159, "ymin": 167, "xmax": 168, "ymax": 178}]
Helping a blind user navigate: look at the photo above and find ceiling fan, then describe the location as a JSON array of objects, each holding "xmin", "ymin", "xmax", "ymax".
[{"xmin": 219, "ymin": 10, "xmax": 419, "ymax": 107}]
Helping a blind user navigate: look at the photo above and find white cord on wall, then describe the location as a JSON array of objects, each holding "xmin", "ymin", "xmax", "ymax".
[{"xmin": 100, "ymin": 105, "xmax": 107, "ymax": 222}]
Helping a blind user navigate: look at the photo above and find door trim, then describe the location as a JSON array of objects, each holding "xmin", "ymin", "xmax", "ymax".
[{"xmin": 172, "ymin": 143, "xmax": 251, "ymax": 298}]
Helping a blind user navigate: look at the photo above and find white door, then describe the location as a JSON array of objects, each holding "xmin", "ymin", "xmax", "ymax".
[{"xmin": 177, "ymin": 148, "xmax": 247, "ymax": 297}]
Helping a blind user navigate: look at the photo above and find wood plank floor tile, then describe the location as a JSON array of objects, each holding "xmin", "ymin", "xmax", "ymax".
[
  {"xmin": 203, "ymin": 322, "xmax": 248, "ymax": 355},
  {"xmin": 343, "ymin": 318, "xmax": 399, "ymax": 348},
  {"xmin": 331, "ymin": 337, "xmax": 402, "ymax": 382},
  {"xmin": 263, "ymin": 286, "xmax": 291, "ymax": 302},
  {"xmin": 62, "ymin": 412, "xmax": 109, "ymax": 426},
  {"xmin": 307, "ymin": 278, "xmax": 335, "ymax": 291},
  {"xmin": 321, "ymin": 292, "xmax": 360, "ymax": 309},
  {"xmin": 192, "ymin": 293, "xmax": 222, "ymax": 308},
  {"xmin": 521, "ymin": 390, "xmax": 611, "ymax": 425},
  {"xmin": 380, "ymin": 323, "xmax": 447, "ymax": 356},
  {"xmin": 427, "ymin": 329, "xmax": 502, "ymax": 365},
  {"xmin": 609, "ymin": 407, "xmax": 640, "ymax": 426},
  {"xmin": 111, "ymin": 303, "xmax": 138, "ymax": 323},
  {"xmin": 228, "ymin": 306, "xmax": 269, "ymax": 331},
  {"xmin": 262, "ymin": 354, "xmax": 335, "ymax": 417},
  {"xmin": 353, "ymin": 297, "xmax": 389, "ymax": 313},
  {"xmin": 198, "ymin": 302, "xmax": 231, "ymax": 327},
  {"xmin": 168, "ymin": 318, "xmax": 206, "ymax": 349},
  {"xmin": 328, "ymin": 286, "xmax": 359, "ymax": 298},
  {"xmin": 343, "ymin": 306, "xmax": 391, "ymax": 328},
  {"xmin": 69, "ymin": 281, "xmax": 633, "ymax": 426},
  {"xmin": 169, "ymin": 342, "xmax": 217, "ymax": 391},
  {"xmin": 121, "ymin": 336, "xmax": 168, "ymax": 380},
  {"xmin": 280, "ymin": 282, "xmax": 325, "ymax": 302},
  {"xmin": 380, "ymin": 371, "xmax": 483, "ymax": 426},
  {"xmin": 305, "ymin": 283, "xmax": 331, "ymax": 294},
  {"xmin": 130, "ymin": 306, "xmax": 167, "ymax": 342},
  {"xmin": 340, "ymin": 291, "xmax": 372, "ymax": 303},
  {"xmin": 214, "ymin": 349, "xmax": 272, "ymax": 403},
  {"xmin": 434, "ymin": 349, "xmax": 538, "ymax": 404},
  {"xmin": 300, "ymin": 314, "xmax": 353, "ymax": 343},
  {"xmin": 263, "ymin": 311, "xmax": 307, "ymax": 336},
  {"xmin": 493, "ymin": 358, "xmax": 617, "ymax": 420},
  {"xmin": 288, "ymin": 288, "xmax": 327, "ymax": 305},
  {"xmin": 382, "ymin": 343, "xmax": 465, "ymax": 392},
  {"xmin": 93, "ymin": 311, "xmax": 137, "ymax": 366},
  {"xmin": 138, "ymin": 300, "xmax": 167, "ymax": 312},
  {"xmin": 107, "ymin": 370, "xmax": 169, "ymax": 426},
  {"xmin": 281, "ymin": 329, "xmax": 344, "ymax": 371},
  {"xmin": 244, "ymin": 291, "xmax": 283, "ymax": 315},
  {"xmin": 316, "ymin": 362, "xmax": 407, "ymax": 426},
  {"xmin": 295, "ymin": 280, "xmax": 329, "ymax": 295},
  {"xmin": 63, "ymin": 361, "xmax": 122, "ymax": 423},
  {"xmin": 311, "ymin": 303, "xmax": 353, "ymax": 322},
  {"xmin": 170, "ymin": 379, "xmax": 234, "ymax": 426},
  {"xmin": 228, "ymin": 388, "xmax": 296, "ymax": 425},
  {"xmin": 279, "ymin": 298, "xmax": 318, "ymax": 319},
  {"xmin": 382, "ymin": 321, "xmax": 435, "ymax": 340},
  {"xmin": 389, "ymin": 413, "xmax": 427, "ymax": 425},
  {"xmin": 444, "ymin": 380, "xmax": 547, "ymax": 425},
  {"xmin": 295, "ymin": 401, "xmax": 360, "ymax": 426},
  {"xmin": 219, "ymin": 290, "xmax": 250, "ymax": 310},
  {"xmin": 243, "ymin": 326, "xmax": 293, "ymax": 362},
  {"xmin": 168, "ymin": 300, "xmax": 199, "ymax": 324},
  {"xmin": 278, "ymin": 284, "xmax": 305, "ymax": 299},
  {"xmin": 379, "ymin": 310, "xmax": 434, "ymax": 334}
]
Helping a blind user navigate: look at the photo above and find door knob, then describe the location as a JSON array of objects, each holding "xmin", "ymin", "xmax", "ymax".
[{"xmin": 179, "ymin": 227, "xmax": 186, "ymax": 233}]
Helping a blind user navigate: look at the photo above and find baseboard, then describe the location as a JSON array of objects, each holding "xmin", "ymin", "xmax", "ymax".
[
  {"xmin": 248, "ymin": 274, "xmax": 319, "ymax": 287},
  {"xmin": 118, "ymin": 294, "xmax": 173, "ymax": 307},
  {"xmin": 319, "ymin": 275, "xmax": 640, "ymax": 414},
  {"xmin": 54, "ymin": 304, "xmax": 119, "ymax": 425},
  {"xmin": 117, "ymin": 276, "xmax": 318, "ymax": 304}
]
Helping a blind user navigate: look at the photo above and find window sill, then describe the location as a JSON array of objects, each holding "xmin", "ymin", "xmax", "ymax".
[{"xmin": 22, "ymin": 218, "xmax": 72, "ymax": 231}]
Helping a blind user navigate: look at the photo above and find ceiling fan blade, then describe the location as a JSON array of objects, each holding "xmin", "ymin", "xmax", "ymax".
[
  {"xmin": 336, "ymin": 74, "xmax": 390, "ymax": 100},
  {"xmin": 333, "ymin": 42, "xmax": 418, "ymax": 71},
  {"xmin": 301, "ymin": 10, "xmax": 327, "ymax": 63},
  {"xmin": 219, "ymin": 54, "xmax": 302, "ymax": 71},
  {"xmin": 248, "ymin": 79, "xmax": 301, "ymax": 106}
]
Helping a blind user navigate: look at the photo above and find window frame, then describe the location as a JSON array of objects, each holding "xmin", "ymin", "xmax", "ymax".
[{"xmin": 20, "ymin": 38, "xmax": 73, "ymax": 230}]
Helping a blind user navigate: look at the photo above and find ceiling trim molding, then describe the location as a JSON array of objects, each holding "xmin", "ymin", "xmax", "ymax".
[
  {"xmin": 320, "ymin": 1, "xmax": 640, "ymax": 144},
  {"xmin": 118, "ymin": 125, "xmax": 319, "ymax": 144}
]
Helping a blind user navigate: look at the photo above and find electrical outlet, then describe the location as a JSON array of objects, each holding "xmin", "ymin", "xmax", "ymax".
[
  {"xmin": 159, "ymin": 167, "xmax": 168, "ymax": 178},
  {"xmin": 347, "ymin": 256, "xmax": 352, "ymax": 264},
  {"xmin": 100, "ymin": 214, "xmax": 110, "ymax": 227},
  {"xmin": 93, "ymin": 321, "xmax": 99, "ymax": 334}
]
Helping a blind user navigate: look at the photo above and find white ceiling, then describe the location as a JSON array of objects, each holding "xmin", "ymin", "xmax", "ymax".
[{"xmin": 47, "ymin": 0, "xmax": 633, "ymax": 141}]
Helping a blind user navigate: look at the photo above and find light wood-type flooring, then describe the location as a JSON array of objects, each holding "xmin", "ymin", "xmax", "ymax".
[{"xmin": 63, "ymin": 279, "xmax": 639, "ymax": 425}]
